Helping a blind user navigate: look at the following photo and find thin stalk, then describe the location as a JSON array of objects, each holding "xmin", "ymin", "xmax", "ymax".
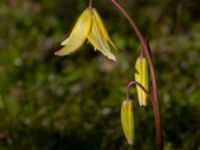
[
  {"xmin": 111, "ymin": 0, "xmax": 163, "ymax": 149},
  {"xmin": 127, "ymin": 81, "xmax": 154, "ymax": 105},
  {"xmin": 89, "ymin": 0, "xmax": 93, "ymax": 8}
]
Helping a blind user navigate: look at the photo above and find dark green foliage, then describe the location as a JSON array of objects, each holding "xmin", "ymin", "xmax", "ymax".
[{"xmin": 0, "ymin": 0, "xmax": 200, "ymax": 149}]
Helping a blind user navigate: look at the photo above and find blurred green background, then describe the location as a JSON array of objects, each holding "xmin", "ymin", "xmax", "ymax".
[{"xmin": 0, "ymin": 0, "xmax": 200, "ymax": 149}]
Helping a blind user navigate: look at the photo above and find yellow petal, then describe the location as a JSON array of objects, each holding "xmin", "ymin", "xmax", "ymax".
[
  {"xmin": 87, "ymin": 10, "xmax": 116, "ymax": 61},
  {"xmin": 134, "ymin": 57, "xmax": 149, "ymax": 106},
  {"xmin": 121, "ymin": 100, "xmax": 135, "ymax": 145},
  {"xmin": 93, "ymin": 8, "xmax": 118, "ymax": 50},
  {"xmin": 55, "ymin": 8, "xmax": 92, "ymax": 56}
]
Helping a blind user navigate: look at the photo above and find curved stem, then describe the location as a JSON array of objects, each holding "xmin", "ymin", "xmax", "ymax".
[
  {"xmin": 111, "ymin": 1, "xmax": 163, "ymax": 150},
  {"xmin": 127, "ymin": 81, "xmax": 155, "ymax": 105}
]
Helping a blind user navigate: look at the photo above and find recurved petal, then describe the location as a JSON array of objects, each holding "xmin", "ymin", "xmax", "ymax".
[
  {"xmin": 93, "ymin": 8, "xmax": 117, "ymax": 50},
  {"xmin": 87, "ymin": 11, "xmax": 116, "ymax": 61},
  {"xmin": 55, "ymin": 8, "xmax": 92, "ymax": 56}
]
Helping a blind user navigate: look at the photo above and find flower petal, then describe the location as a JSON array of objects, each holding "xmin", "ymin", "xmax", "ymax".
[
  {"xmin": 55, "ymin": 8, "xmax": 92, "ymax": 56},
  {"xmin": 93, "ymin": 8, "xmax": 117, "ymax": 50},
  {"xmin": 87, "ymin": 10, "xmax": 116, "ymax": 61}
]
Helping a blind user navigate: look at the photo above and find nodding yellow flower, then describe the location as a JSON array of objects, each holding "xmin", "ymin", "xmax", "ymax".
[
  {"xmin": 121, "ymin": 100, "xmax": 135, "ymax": 145},
  {"xmin": 134, "ymin": 56, "xmax": 149, "ymax": 106},
  {"xmin": 55, "ymin": 7, "xmax": 117, "ymax": 61}
]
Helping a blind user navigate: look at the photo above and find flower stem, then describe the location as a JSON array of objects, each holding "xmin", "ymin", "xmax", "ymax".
[
  {"xmin": 127, "ymin": 81, "xmax": 153, "ymax": 103},
  {"xmin": 89, "ymin": 0, "xmax": 93, "ymax": 8},
  {"xmin": 111, "ymin": 0, "xmax": 163, "ymax": 149}
]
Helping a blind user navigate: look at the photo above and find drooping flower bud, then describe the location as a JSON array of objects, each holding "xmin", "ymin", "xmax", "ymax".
[
  {"xmin": 121, "ymin": 100, "xmax": 134, "ymax": 145},
  {"xmin": 134, "ymin": 56, "xmax": 149, "ymax": 106}
]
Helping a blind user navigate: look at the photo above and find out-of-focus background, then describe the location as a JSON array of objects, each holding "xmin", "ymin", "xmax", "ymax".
[{"xmin": 0, "ymin": 0, "xmax": 200, "ymax": 149}]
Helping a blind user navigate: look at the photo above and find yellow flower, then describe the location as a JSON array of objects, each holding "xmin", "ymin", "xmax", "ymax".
[
  {"xmin": 134, "ymin": 56, "xmax": 149, "ymax": 106},
  {"xmin": 121, "ymin": 99, "xmax": 135, "ymax": 145},
  {"xmin": 55, "ymin": 7, "xmax": 117, "ymax": 61}
]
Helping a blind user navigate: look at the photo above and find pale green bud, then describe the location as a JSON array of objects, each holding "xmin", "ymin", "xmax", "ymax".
[
  {"xmin": 121, "ymin": 100, "xmax": 135, "ymax": 145},
  {"xmin": 134, "ymin": 56, "xmax": 149, "ymax": 106}
]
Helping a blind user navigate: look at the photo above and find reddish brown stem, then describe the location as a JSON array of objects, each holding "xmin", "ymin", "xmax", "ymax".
[
  {"xmin": 89, "ymin": 0, "xmax": 93, "ymax": 8},
  {"xmin": 111, "ymin": 0, "xmax": 163, "ymax": 150},
  {"xmin": 127, "ymin": 81, "xmax": 154, "ymax": 104}
]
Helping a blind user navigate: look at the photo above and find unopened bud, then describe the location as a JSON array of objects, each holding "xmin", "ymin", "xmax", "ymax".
[
  {"xmin": 121, "ymin": 100, "xmax": 134, "ymax": 145},
  {"xmin": 134, "ymin": 56, "xmax": 149, "ymax": 106}
]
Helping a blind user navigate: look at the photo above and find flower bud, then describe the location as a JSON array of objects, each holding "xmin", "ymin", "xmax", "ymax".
[
  {"xmin": 121, "ymin": 100, "xmax": 134, "ymax": 145},
  {"xmin": 134, "ymin": 56, "xmax": 149, "ymax": 106}
]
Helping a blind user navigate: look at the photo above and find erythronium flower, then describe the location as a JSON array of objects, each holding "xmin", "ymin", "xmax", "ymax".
[{"xmin": 55, "ymin": 7, "xmax": 117, "ymax": 61}]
